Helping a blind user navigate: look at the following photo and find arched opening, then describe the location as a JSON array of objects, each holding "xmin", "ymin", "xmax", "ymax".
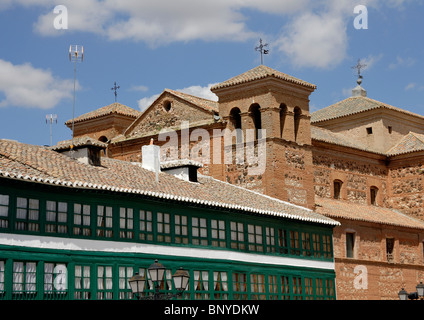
[
  {"xmin": 98, "ymin": 136, "xmax": 108, "ymax": 143},
  {"xmin": 98, "ymin": 136, "xmax": 108, "ymax": 157},
  {"xmin": 370, "ymin": 186, "xmax": 379, "ymax": 206},
  {"xmin": 249, "ymin": 104, "xmax": 262, "ymax": 140},
  {"xmin": 279, "ymin": 104, "xmax": 287, "ymax": 139},
  {"xmin": 163, "ymin": 100, "xmax": 172, "ymax": 112},
  {"xmin": 229, "ymin": 107, "xmax": 242, "ymax": 143},
  {"xmin": 293, "ymin": 107, "xmax": 301, "ymax": 142},
  {"xmin": 333, "ymin": 180, "xmax": 343, "ymax": 200}
]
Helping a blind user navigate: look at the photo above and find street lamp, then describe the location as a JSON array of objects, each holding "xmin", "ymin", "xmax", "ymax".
[
  {"xmin": 128, "ymin": 260, "xmax": 190, "ymax": 300},
  {"xmin": 398, "ymin": 282, "xmax": 424, "ymax": 300}
]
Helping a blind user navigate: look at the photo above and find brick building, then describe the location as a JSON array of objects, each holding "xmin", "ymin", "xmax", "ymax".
[{"xmin": 64, "ymin": 65, "xmax": 424, "ymax": 299}]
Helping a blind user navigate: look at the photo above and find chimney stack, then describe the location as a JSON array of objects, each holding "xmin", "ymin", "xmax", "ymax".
[{"xmin": 142, "ymin": 139, "xmax": 160, "ymax": 182}]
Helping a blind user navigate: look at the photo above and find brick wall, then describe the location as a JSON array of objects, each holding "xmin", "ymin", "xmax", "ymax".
[{"xmin": 333, "ymin": 219, "xmax": 424, "ymax": 300}]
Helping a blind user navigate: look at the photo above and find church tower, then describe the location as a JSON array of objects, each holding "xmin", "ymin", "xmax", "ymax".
[{"xmin": 211, "ymin": 65, "xmax": 316, "ymax": 209}]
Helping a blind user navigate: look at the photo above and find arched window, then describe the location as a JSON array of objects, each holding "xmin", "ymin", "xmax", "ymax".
[
  {"xmin": 230, "ymin": 108, "xmax": 241, "ymax": 130},
  {"xmin": 98, "ymin": 136, "xmax": 108, "ymax": 157},
  {"xmin": 98, "ymin": 136, "xmax": 108, "ymax": 143},
  {"xmin": 333, "ymin": 180, "xmax": 343, "ymax": 199},
  {"xmin": 279, "ymin": 104, "xmax": 287, "ymax": 139},
  {"xmin": 370, "ymin": 186, "xmax": 378, "ymax": 205},
  {"xmin": 294, "ymin": 107, "xmax": 301, "ymax": 142},
  {"xmin": 249, "ymin": 104, "xmax": 262, "ymax": 140},
  {"xmin": 230, "ymin": 107, "xmax": 242, "ymax": 143}
]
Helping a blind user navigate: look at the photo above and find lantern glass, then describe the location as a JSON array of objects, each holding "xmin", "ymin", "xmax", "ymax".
[
  {"xmin": 416, "ymin": 282, "xmax": 424, "ymax": 297},
  {"xmin": 398, "ymin": 288, "xmax": 408, "ymax": 300},
  {"xmin": 173, "ymin": 268, "xmax": 190, "ymax": 291},
  {"xmin": 128, "ymin": 273, "xmax": 146, "ymax": 294},
  {"xmin": 148, "ymin": 260, "xmax": 166, "ymax": 283}
]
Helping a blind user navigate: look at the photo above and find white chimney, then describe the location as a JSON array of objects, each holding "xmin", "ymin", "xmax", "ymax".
[
  {"xmin": 161, "ymin": 159, "xmax": 203, "ymax": 182},
  {"xmin": 142, "ymin": 139, "xmax": 160, "ymax": 182}
]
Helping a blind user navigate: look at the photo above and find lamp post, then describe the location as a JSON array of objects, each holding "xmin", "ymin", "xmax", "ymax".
[
  {"xmin": 398, "ymin": 282, "xmax": 424, "ymax": 300},
  {"xmin": 128, "ymin": 260, "xmax": 190, "ymax": 300}
]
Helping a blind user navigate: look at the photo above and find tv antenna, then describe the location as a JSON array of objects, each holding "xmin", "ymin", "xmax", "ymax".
[
  {"xmin": 45, "ymin": 114, "xmax": 57, "ymax": 146},
  {"xmin": 69, "ymin": 45, "xmax": 83, "ymax": 151}
]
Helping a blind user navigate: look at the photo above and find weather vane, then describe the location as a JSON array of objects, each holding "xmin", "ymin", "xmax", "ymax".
[
  {"xmin": 255, "ymin": 38, "xmax": 269, "ymax": 65},
  {"xmin": 111, "ymin": 81, "xmax": 120, "ymax": 102},
  {"xmin": 352, "ymin": 59, "xmax": 367, "ymax": 84}
]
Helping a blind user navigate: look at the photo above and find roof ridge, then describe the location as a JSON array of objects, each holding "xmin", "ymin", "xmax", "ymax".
[
  {"xmin": 211, "ymin": 65, "xmax": 316, "ymax": 91},
  {"xmin": 65, "ymin": 102, "xmax": 140, "ymax": 125},
  {"xmin": 164, "ymin": 88, "xmax": 217, "ymax": 104},
  {"xmin": 312, "ymin": 95, "xmax": 424, "ymax": 123}
]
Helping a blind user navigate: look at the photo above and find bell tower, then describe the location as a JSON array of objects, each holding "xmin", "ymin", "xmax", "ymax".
[{"xmin": 211, "ymin": 65, "xmax": 316, "ymax": 209}]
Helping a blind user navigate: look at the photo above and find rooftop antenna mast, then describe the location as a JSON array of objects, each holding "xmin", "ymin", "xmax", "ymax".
[
  {"xmin": 255, "ymin": 38, "xmax": 269, "ymax": 65},
  {"xmin": 69, "ymin": 45, "xmax": 83, "ymax": 151},
  {"xmin": 45, "ymin": 114, "xmax": 57, "ymax": 146},
  {"xmin": 111, "ymin": 81, "xmax": 120, "ymax": 103}
]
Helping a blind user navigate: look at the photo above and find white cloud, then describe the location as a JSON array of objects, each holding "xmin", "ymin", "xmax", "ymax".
[
  {"xmin": 138, "ymin": 83, "xmax": 218, "ymax": 112},
  {"xmin": 3, "ymin": 0, "xmax": 420, "ymax": 69},
  {"xmin": 128, "ymin": 85, "xmax": 149, "ymax": 92},
  {"xmin": 0, "ymin": 59, "xmax": 78, "ymax": 109},
  {"xmin": 276, "ymin": 10, "xmax": 347, "ymax": 69},
  {"xmin": 359, "ymin": 54, "xmax": 383, "ymax": 72},
  {"xmin": 138, "ymin": 94, "xmax": 160, "ymax": 112},
  {"xmin": 405, "ymin": 83, "xmax": 424, "ymax": 91},
  {"xmin": 389, "ymin": 56, "xmax": 416, "ymax": 69}
]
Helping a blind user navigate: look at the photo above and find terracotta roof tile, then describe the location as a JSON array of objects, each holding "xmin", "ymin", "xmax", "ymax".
[
  {"xmin": 0, "ymin": 139, "xmax": 338, "ymax": 226},
  {"xmin": 310, "ymin": 126, "xmax": 382, "ymax": 154},
  {"xmin": 386, "ymin": 132, "xmax": 424, "ymax": 156},
  {"xmin": 315, "ymin": 197, "xmax": 424, "ymax": 230},
  {"xmin": 51, "ymin": 136, "xmax": 107, "ymax": 151},
  {"xmin": 65, "ymin": 102, "xmax": 140, "ymax": 125},
  {"xmin": 311, "ymin": 96, "xmax": 424, "ymax": 124},
  {"xmin": 164, "ymin": 89, "xmax": 218, "ymax": 113},
  {"xmin": 211, "ymin": 65, "xmax": 316, "ymax": 91}
]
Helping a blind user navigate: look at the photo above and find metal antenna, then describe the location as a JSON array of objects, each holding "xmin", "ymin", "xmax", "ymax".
[
  {"xmin": 45, "ymin": 114, "xmax": 57, "ymax": 146},
  {"xmin": 69, "ymin": 45, "xmax": 83, "ymax": 151},
  {"xmin": 255, "ymin": 38, "xmax": 269, "ymax": 65},
  {"xmin": 111, "ymin": 81, "xmax": 120, "ymax": 103},
  {"xmin": 352, "ymin": 59, "xmax": 367, "ymax": 85}
]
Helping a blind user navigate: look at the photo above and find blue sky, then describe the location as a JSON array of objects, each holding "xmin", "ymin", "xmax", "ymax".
[{"xmin": 0, "ymin": 0, "xmax": 423, "ymax": 146}]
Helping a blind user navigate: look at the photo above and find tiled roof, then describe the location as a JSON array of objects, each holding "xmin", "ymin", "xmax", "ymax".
[
  {"xmin": 310, "ymin": 126, "xmax": 385, "ymax": 155},
  {"xmin": 311, "ymin": 96, "xmax": 424, "ymax": 123},
  {"xmin": 0, "ymin": 139, "xmax": 338, "ymax": 226},
  {"xmin": 164, "ymin": 89, "xmax": 218, "ymax": 113},
  {"xmin": 312, "ymin": 125, "xmax": 424, "ymax": 157},
  {"xmin": 51, "ymin": 136, "xmax": 107, "ymax": 151},
  {"xmin": 211, "ymin": 65, "xmax": 316, "ymax": 91},
  {"xmin": 386, "ymin": 132, "xmax": 424, "ymax": 156},
  {"xmin": 315, "ymin": 197, "xmax": 424, "ymax": 230},
  {"xmin": 65, "ymin": 102, "xmax": 141, "ymax": 125}
]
